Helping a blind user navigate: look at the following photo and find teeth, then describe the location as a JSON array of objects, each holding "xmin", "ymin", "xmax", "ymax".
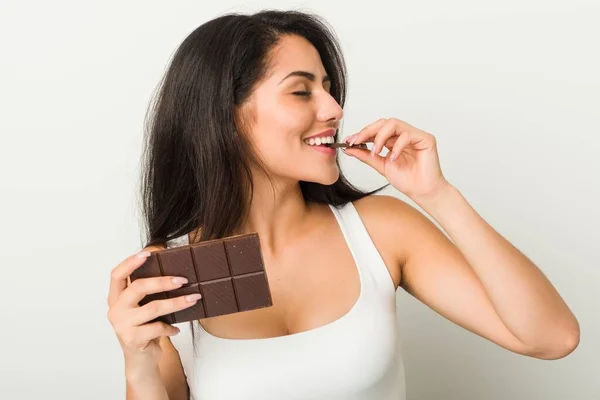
[{"xmin": 304, "ymin": 136, "xmax": 335, "ymax": 146}]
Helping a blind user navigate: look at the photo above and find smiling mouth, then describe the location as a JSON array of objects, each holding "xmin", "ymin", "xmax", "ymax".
[{"xmin": 303, "ymin": 135, "xmax": 335, "ymax": 146}]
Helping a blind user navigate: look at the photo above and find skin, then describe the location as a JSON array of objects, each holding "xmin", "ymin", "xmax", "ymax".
[{"xmin": 108, "ymin": 34, "xmax": 580, "ymax": 399}]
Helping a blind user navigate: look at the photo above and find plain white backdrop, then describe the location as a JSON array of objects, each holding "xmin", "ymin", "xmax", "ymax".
[{"xmin": 0, "ymin": 0, "xmax": 598, "ymax": 399}]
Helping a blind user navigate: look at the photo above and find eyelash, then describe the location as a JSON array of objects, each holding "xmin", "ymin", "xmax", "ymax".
[{"xmin": 292, "ymin": 91, "xmax": 312, "ymax": 97}]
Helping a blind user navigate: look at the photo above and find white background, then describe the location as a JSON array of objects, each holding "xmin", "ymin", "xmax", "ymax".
[{"xmin": 0, "ymin": 0, "xmax": 598, "ymax": 399}]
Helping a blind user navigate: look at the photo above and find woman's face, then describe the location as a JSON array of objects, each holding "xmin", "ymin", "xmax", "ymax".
[{"xmin": 240, "ymin": 34, "xmax": 344, "ymax": 186}]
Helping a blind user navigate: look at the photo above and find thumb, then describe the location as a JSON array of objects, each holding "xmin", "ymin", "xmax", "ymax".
[{"xmin": 342, "ymin": 147, "xmax": 386, "ymax": 175}]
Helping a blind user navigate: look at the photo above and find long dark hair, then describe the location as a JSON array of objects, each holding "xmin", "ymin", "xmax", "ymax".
[
  {"xmin": 139, "ymin": 9, "xmax": 386, "ymax": 248},
  {"xmin": 137, "ymin": 9, "xmax": 387, "ymax": 344}
]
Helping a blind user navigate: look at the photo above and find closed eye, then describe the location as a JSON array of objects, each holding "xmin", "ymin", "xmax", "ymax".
[{"xmin": 292, "ymin": 91, "xmax": 311, "ymax": 96}]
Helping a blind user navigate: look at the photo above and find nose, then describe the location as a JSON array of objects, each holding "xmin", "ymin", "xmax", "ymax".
[{"xmin": 316, "ymin": 91, "xmax": 344, "ymax": 124}]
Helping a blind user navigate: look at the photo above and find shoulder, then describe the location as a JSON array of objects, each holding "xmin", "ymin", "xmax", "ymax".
[
  {"xmin": 351, "ymin": 194, "xmax": 440, "ymax": 287},
  {"xmin": 352, "ymin": 193, "xmax": 432, "ymax": 237},
  {"xmin": 352, "ymin": 193, "xmax": 415, "ymax": 218},
  {"xmin": 142, "ymin": 244, "xmax": 166, "ymax": 252}
]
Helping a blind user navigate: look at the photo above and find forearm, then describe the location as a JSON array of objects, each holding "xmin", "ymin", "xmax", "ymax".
[
  {"xmin": 125, "ymin": 366, "xmax": 170, "ymax": 400},
  {"xmin": 414, "ymin": 183, "xmax": 579, "ymax": 353}
]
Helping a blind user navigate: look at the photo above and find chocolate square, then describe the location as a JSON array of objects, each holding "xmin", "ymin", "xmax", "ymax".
[
  {"xmin": 225, "ymin": 235, "xmax": 263, "ymax": 275},
  {"xmin": 200, "ymin": 278, "xmax": 238, "ymax": 317},
  {"xmin": 159, "ymin": 248, "xmax": 197, "ymax": 283},
  {"xmin": 192, "ymin": 241, "xmax": 230, "ymax": 281},
  {"xmin": 130, "ymin": 254, "xmax": 161, "ymax": 281},
  {"xmin": 233, "ymin": 273, "xmax": 272, "ymax": 311}
]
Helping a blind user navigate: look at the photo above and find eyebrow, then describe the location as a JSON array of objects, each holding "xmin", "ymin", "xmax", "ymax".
[{"xmin": 278, "ymin": 71, "xmax": 331, "ymax": 85}]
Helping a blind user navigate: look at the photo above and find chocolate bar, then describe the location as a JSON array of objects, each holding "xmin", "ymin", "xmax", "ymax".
[
  {"xmin": 327, "ymin": 142, "xmax": 368, "ymax": 149},
  {"xmin": 130, "ymin": 233, "xmax": 272, "ymax": 324}
]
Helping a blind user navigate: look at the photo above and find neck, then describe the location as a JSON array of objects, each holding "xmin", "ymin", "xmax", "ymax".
[{"xmin": 242, "ymin": 172, "xmax": 311, "ymax": 255}]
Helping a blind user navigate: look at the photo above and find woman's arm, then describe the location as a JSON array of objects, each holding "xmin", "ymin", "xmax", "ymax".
[
  {"xmin": 372, "ymin": 189, "xmax": 579, "ymax": 360},
  {"xmin": 125, "ymin": 335, "xmax": 188, "ymax": 400},
  {"xmin": 125, "ymin": 366, "xmax": 170, "ymax": 400},
  {"xmin": 344, "ymin": 117, "xmax": 579, "ymax": 359}
]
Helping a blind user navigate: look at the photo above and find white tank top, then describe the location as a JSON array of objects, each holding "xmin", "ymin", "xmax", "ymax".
[{"xmin": 167, "ymin": 201, "xmax": 406, "ymax": 400}]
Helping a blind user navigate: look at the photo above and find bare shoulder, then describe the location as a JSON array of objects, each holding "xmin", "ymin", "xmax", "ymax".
[
  {"xmin": 352, "ymin": 194, "xmax": 444, "ymax": 287},
  {"xmin": 142, "ymin": 243, "xmax": 166, "ymax": 252},
  {"xmin": 352, "ymin": 193, "xmax": 432, "ymax": 242}
]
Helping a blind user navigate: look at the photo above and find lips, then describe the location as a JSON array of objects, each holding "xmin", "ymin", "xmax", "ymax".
[{"xmin": 305, "ymin": 143, "xmax": 336, "ymax": 156}]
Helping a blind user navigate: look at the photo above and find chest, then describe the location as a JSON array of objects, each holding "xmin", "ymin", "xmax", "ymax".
[
  {"xmin": 189, "ymin": 301, "xmax": 402, "ymax": 400},
  {"xmin": 199, "ymin": 225, "xmax": 361, "ymax": 339}
]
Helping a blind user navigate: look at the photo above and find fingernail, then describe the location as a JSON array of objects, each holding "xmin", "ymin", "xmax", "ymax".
[
  {"xmin": 391, "ymin": 152, "xmax": 398, "ymax": 162},
  {"xmin": 172, "ymin": 277, "xmax": 188, "ymax": 285},
  {"xmin": 371, "ymin": 147, "xmax": 377, "ymax": 157},
  {"xmin": 136, "ymin": 251, "xmax": 151, "ymax": 259},
  {"xmin": 185, "ymin": 294, "xmax": 202, "ymax": 302}
]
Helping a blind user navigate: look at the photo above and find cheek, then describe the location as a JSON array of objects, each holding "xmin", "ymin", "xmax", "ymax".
[{"xmin": 254, "ymin": 99, "xmax": 313, "ymax": 146}]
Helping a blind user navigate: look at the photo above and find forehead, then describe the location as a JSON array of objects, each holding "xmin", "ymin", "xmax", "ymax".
[{"xmin": 266, "ymin": 35, "xmax": 327, "ymax": 79}]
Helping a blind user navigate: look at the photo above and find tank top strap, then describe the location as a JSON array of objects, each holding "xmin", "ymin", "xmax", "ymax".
[{"xmin": 328, "ymin": 201, "xmax": 396, "ymax": 295}]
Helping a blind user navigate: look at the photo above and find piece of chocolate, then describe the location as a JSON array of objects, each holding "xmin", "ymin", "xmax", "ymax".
[
  {"xmin": 327, "ymin": 142, "xmax": 369, "ymax": 149},
  {"xmin": 130, "ymin": 233, "xmax": 272, "ymax": 324}
]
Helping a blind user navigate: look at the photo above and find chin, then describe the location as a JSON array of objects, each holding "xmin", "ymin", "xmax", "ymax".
[{"xmin": 300, "ymin": 166, "xmax": 340, "ymax": 186}]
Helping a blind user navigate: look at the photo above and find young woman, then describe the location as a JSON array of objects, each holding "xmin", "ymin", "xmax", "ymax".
[{"xmin": 106, "ymin": 10, "xmax": 579, "ymax": 400}]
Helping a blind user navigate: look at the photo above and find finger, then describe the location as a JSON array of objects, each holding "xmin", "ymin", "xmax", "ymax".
[
  {"xmin": 390, "ymin": 130, "xmax": 432, "ymax": 162},
  {"xmin": 345, "ymin": 118, "xmax": 388, "ymax": 145},
  {"xmin": 135, "ymin": 321, "xmax": 181, "ymax": 344},
  {"xmin": 370, "ymin": 120, "xmax": 400, "ymax": 157},
  {"xmin": 119, "ymin": 275, "xmax": 191, "ymax": 308},
  {"xmin": 389, "ymin": 117, "xmax": 419, "ymax": 132},
  {"xmin": 342, "ymin": 146, "xmax": 386, "ymax": 175},
  {"xmin": 132, "ymin": 292, "xmax": 202, "ymax": 326},
  {"xmin": 108, "ymin": 251, "xmax": 152, "ymax": 307},
  {"xmin": 389, "ymin": 131, "xmax": 414, "ymax": 162}
]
